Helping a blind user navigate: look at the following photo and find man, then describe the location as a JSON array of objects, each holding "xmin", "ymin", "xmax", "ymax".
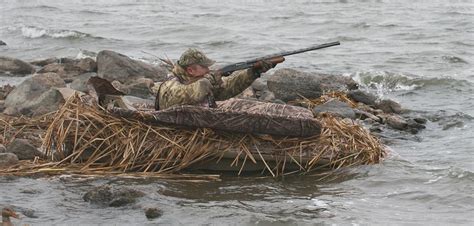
[{"xmin": 155, "ymin": 48, "xmax": 283, "ymax": 110}]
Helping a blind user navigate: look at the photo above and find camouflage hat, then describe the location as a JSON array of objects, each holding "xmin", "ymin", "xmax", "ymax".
[{"xmin": 177, "ymin": 48, "xmax": 215, "ymax": 68}]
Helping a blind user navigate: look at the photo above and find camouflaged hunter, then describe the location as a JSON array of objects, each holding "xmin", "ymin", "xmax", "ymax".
[{"xmin": 155, "ymin": 48, "xmax": 276, "ymax": 110}]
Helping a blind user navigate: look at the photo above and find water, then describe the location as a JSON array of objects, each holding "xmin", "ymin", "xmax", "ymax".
[{"xmin": 1, "ymin": 0, "xmax": 473, "ymax": 225}]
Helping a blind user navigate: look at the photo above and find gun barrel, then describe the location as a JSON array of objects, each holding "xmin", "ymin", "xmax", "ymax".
[{"xmin": 248, "ymin": 41, "xmax": 340, "ymax": 63}]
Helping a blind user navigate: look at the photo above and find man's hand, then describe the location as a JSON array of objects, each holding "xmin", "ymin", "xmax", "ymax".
[{"xmin": 254, "ymin": 57, "xmax": 285, "ymax": 74}]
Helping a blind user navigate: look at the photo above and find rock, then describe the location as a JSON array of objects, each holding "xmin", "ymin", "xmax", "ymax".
[
  {"xmin": 313, "ymin": 99, "xmax": 356, "ymax": 119},
  {"xmin": 120, "ymin": 78, "xmax": 155, "ymax": 99},
  {"xmin": 257, "ymin": 90, "xmax": 275, "ymax": 102},
  {"xmin": 70, "ymin": 73, "xmax": 96, "ymax": 92},
  {"xmin": 4, "ymin": 73, "xmax": 66, "ymax": 116},
  {"xmin": 30, "ymin": 57, "xmax": 59, "ymax": 67},
  {"xmin": 0, "ymin": 153, "xmax": 19, "ymax": 167},
  {"xmin": 0, "ymin": 56, "xmax": 36, "ymax": 76},
  {"xmin": 385, "ymin": 114, "xmax": 408, "ymax": 130},
  {"xmin": 145, "ymin": 207, "xmax": 163, "ymax": 219},
  {"xmin": 375, "ymin": 99, "xmax": 403, "ymax": 114},
  {"xmin": 83, "ymin": 185, "xmax": 145, "ymax": 207},
  {"xmin": 0, "ymin": 40, "xmax": 6, "ymax": 46},
  {"xmin": 97, "ymin": 50, "xmax": 167, "ymax": 83},
  {"xmin": 414, "ymin": 117, "xmax": 427, "ymax": 124},
  {"xmin": 348, "ymin": 90, "xmax": 377, "ymax": 106},
  {"xmin": 0, "ymin": 144, "xmax": 6, "ymax": 153},
  {"xmin": 251, "ymin": 78, "xmax": 267, "ymax": 91},
  {"xmin": 267, "ymin": 68, "xmax": 358, "ymax": 102},
  {"xmin": 75, "ymin": 58, "xmax": 97, "ymax": 72},
  {"xmin": 37, "ymin": 57, "xmax": 96, "ymax": 80},
  {"xmin": 353, "ymin": 109, "xmax": 380, "ymax": 122},
  {"xmin": 6, "ymin": 138, "xmax": 43, "ymax": 160}
]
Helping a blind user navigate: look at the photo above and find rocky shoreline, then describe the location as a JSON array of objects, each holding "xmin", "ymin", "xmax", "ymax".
[{"xmin": 0, "ymin": 50, "xmax": 427, "ymax": 167}]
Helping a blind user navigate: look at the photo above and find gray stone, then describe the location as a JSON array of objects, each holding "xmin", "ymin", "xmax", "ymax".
[
  {"xmin": 258, "ymin": 90, "xmax": 275, "ymax": 102},
  {"xmin": 83, "ymin": 185, "xmax": 145, "ymax": 207},
  {"xmin": 251, "ymin": 78, "xmax": 267, "ymax": 91},
  {"xmin": 0, "ymin": 40, "xmax": 6, "ymax": 46},
  {"xmin": 37, "ymin": 58, "xmax": 96, "ymax": 80},
  {"xmin": 30, "ymin": 57, "xmax": 59, "ymax": 67},
  {"xmin": 376, "ymin": 99, "xmax": 403, "ymax": 114},
  {"xmin": 385, "ymin": 114, "xmax": 408, "ymax": 130},
  {"xmin": 0, "ymin": 153, "xmax": 18, "ymax": 167},
  {"xmin": 348, "ymin": 90, "xmax": 377, "ymax": 106},
  {"xmin": 121, "ymin": 78, "xmax": 155, "ymax": 99},
  {"xmin": 267, "ymin": 68, "xmax": 358, "ymax": 102},
  {"xmin": 70, "ymin": 73, "xmax": 96, "ymax": 92},
  {"xmin": 6, "ymin": 138, "xmax": 42, "ymax": 160},
  {"xmin": 0, "ymin": 56, "xmax": 36, "ymax": 76},
  {"xmin": 312, "ymin": 99, "xmax": 356, "ymax": 119},
  {"xmin": 4, "ymin": 73, "xmax": 66, "ymax": 116},
  {"xmin": 0, "ymin": 144, "xmax": 6, "ymax": 153},
  {"xmin": 97, "ymin": 50, "xmax": 167, "ymax": 83},
  {"xmin": 145, "ymin": 207, "xmax": 163, "ymax": 219}
]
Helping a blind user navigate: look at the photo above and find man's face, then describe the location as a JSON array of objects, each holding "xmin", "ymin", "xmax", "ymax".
[{"xmin": 186, "ymin": 64, "xmax": 210, "ymax": 77}]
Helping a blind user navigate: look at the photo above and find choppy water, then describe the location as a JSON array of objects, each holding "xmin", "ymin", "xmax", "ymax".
[{"xmin": 1, "ymin": 0, "xmax": 473, "ymax": 225}]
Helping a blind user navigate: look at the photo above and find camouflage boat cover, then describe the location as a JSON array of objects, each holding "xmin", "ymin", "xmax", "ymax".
[{"xmin": 108, "ymin": 98, "xmax": 321, "ymax": 137}]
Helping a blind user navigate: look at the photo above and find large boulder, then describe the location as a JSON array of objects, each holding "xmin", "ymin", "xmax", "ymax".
[
  {"xmin": 0, "ymin": 56, "xmax": 36, "ymax": 76},
  {"xmin": 4, "ymin": 73, "xmax": 66, "ymax": 116},
  {"xmin": 97, "ymin": 50, "xmax": 167, "ymax": 83},
  {"xmin": 6, "ymin": 138, "xmax": 43, "ymax": 160},
  {"xmin": 267, "ymin": 68, "xmax": 358, "ymax": 102}
]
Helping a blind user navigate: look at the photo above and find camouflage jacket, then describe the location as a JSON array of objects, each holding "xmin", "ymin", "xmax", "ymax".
[{"xmin": 156, "ymin": 65, "xmax": 258, "ymax": 110}]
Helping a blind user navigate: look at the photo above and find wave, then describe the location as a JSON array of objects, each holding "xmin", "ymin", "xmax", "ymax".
[
  {"xmin": 348, "ymin": 70, "xmax": 473, "ymax": 93},
  {"xmin": 20, "ymin": 26, "xmax": 103, "ymax": 40}
]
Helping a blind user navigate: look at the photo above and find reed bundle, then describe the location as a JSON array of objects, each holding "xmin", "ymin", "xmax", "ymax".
[{"xmin": 0, "ymin": 93, "xmax": 385, "ymax": 177}]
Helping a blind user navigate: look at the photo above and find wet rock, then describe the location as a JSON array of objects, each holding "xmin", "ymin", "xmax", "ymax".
[
  {"xmin": 70, "ymin": 73, "xmax": 96, "ymax": 92},
  {"xmin": 267, "ymin": 68, "xmax": 358, "ymax": 102},
  {"xmin": 348, "ymin": 90, "xmax": 377, "ymax": 106},
  {"xmin": 384, "ymin": 114, "xmax": 408, "ymax": 130},
  {"xmin": 353, "ymin": 108, "xmax": 380, "ymax": 122},
  {"xmin": 0, "ymin": 56, "xmax": 36, "ymax": 76},
  {"xmin": 0, "ymin": 144, "xmax": 6, "ymax": 153},
  {"xmin": 4, "ymin": 73, "xmax": 66, "ymax": 116},
  {"xmin": 375, "ymin": 99, "xmax": 403, "ymax": 114},
  {"xmin": 0, "ymin": 40, "xmax": 6, "ymax": 46},
  {"xmin": 145, "ymin": 207, "xmax": 163, "ymax": 219},
  {"xmin": 83, "ymin": 185, "xmax": 145, "ymax": 207},
  {"xmin": 0, "ymin": 153, "xmax": 19, "ymax": 167},
  {"xmin": 6, "ymin": 138, "xmax": 43, "ymax": 160},
  {"xmin": 97, "ymin": 50, "xmax": 167, "ymax": 83},
  {"xmin": 414, "ymin": 117, "xmax": 427, "ymax": 124},
  {"xmin": 313, "ymin": 99, "xmax": 356, "ymax": 119}
]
